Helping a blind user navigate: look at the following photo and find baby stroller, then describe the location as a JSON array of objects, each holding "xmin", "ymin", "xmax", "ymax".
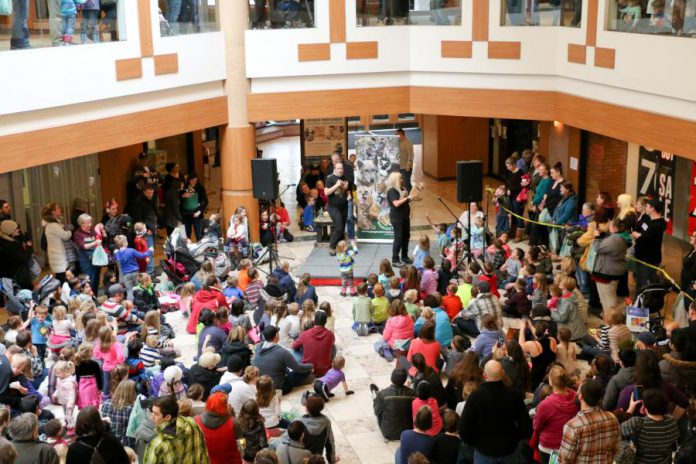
[
  {"xmin": 633, "ymin": 282, "xmax": 672, "ymax": 342},
  {"xmin": 34, "ymin": 274, "xmax": 62, "ymax": 306},
  {"xmin": 162, "ymin": 228, "xmax": 200, "ymax": 285},
  {"xmin": 1, "ymin": 278, "xmax": 32, "ymax": 320}
]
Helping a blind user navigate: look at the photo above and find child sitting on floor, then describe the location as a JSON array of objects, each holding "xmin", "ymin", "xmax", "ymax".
[
  {"xmin": 352, "ymin": 283, "xmax": 373, "ymax": 336},
  {"xmin": 371, "ymin": 283, "xmax": 389, "ymax": 333}
]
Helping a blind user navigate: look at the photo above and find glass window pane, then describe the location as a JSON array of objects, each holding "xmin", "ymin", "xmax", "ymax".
[
  {"xmin": 606, "ymin": 0, "xmax": 692, "ymax": 36},
  {"xmin": 160, "ymin": 0, "xmax": 218, "ymax": 36},
  {"xmin": 0, "ymin": 0, "xmax": 126, "ymax": 52},
  {"xmin": 501, "ymin": 0, "xmax": 583, "ymax": 27},
  {"xmin": 249, "ymin": 0, "xmax": 315, "ymax": 29},
  {"xmin": 356, "ymin": 0, "xmax": 461, "ymax": 26}
]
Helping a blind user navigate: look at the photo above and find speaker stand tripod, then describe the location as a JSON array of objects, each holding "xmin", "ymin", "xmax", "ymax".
[
  {"xmin": 254, "ymin": 192, "xmax": 294, "ymax": 277},
  {"xmin": 437, "ymin": 197, "xmax": 474, "ymax": 282}
]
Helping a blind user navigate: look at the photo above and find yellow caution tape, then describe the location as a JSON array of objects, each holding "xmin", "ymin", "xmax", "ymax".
[{"xmin": 485, "ymin": 186, "xmax": 566, "ymax": 229}]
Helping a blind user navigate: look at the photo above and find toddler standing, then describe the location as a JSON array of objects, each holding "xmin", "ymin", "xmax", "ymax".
[
  {"xmin": 52, "ymin": 360, "xmax": 77, "ymax": 428},
  {"xmin": 133, "ymin": 222, "xmax": 149, "ymax": 273},
  {"xmin": 336, "ymin": 239, "xmax": 359, "ymax": 297},
  {"xmin": 59, "ymin": 0, "xmax": 77, "ymax": 45},
  {"xmin": 113, "ymin": 235, "xmax": 153, "ymax": 301},
  {"xmin": 74, "ymin": 342, "xmax": 102, "ymax": 408},
  {"xmin": 48, "ymin": 305, "xmax": 75, "ymax": 348},
  {"xmin": 412, "ymin": 235, "xmax": 431, "ymax": 272}
]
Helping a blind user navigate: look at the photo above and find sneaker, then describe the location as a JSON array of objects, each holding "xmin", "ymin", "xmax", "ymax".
[
  {"xmin": 383, "ymin": 349, "xmax": 394, "ymax": 362},
  {"xmin": 350, "ymin": 292, "xmax": 358, "ymax": 297},
  {"xmin": 369, "ymin": 383, "xmax": 379, "ymax": 400},
  {"xmin": 392, "ymin": 259, "xmax": 402, "ymax": 267},
  {"xmin": 340, "ymin": 291, "xmax": 347, "ymax": 297},
  {"xmin": 328, "ymin": 249, "xmax": 337, "ymax": 256},
  {"xmin": 328, "ymin": 392, "xmax": 335, "ymax": 398},
  {"xmin": 301, "ymin": 390, "xmax": 310, "ymax": 406},
  {"xmin": 401, "ymin": 257, "xmax": 413, "ymax": 265}
]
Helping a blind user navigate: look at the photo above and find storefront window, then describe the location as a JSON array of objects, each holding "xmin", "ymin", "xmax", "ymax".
[
  {"xmin": 501, "ymin": 0, "xmax": 583, "ymax": 27},
  {"xmin": 249, "ymin": 0, "xmax": 315, "ymax": 29},
  {"xmin": 0, "ymin": 0, "xmax": 126, "ymax": 51},
  {"xmin": 607, "ymin": 1, "xmax": 696, "ymax": 36},
  {"xmin": 356, "ymin": 0, "xmax": 461, "ymax": 26},
  {"xmin": 160, "ymin": 0, "xmax": 219, "ymax": 36}
]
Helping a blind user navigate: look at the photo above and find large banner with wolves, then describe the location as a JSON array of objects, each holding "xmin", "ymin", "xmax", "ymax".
[{"xmin": 354, "ymin": 135, "xmax": 401, "ymax": 242}]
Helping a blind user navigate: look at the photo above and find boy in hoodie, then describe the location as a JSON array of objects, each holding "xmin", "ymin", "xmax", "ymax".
[
  {"xmin": 101, "ymin": 284, "xmax": 143, "ymax": 335},
  {"xmin": 292, "ymin": 311, "xmax": 335, "ymax": 377},
  {"xmin": 297, "ymin": 395, "xmax": 337, "ymax": 464},
  {"xmin": 113, "ymin": 234, "xmax": 153, "ymax": 302},
  {"xmin": 186, "ymin": 275, "xmax": 228, "ymax": 335},
  {"xmin": 252, "ymin": 326, "xmax": 313, "ymax": 395},
  {"xmin": 277, "ymin": 421, "xmax": 312, "ymax": 464},
  {"xmin": 603, "ymin": 348, "xmax": 637, "ymax": 410},
  {"xmin": 272, "ymin": 261, "xmax": 297, "ymax": 302}
]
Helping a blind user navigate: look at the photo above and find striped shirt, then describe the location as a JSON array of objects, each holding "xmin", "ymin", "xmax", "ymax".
[
  {"xmin": 245, "ymin": 280, "xmax": 263, "ymax": 310},
  {"xmin": 558, "ymin": 407, "xmax": 620, "ymax": 464},
  {"xmin": 140, "ymin": 346, "xmax": 161, "ymax": 368},
  {"xmin": 620, "ymin": 416, "xmax": 679, "ymax": 464},
  {"xmin": 596, "ymin": 324, "xmax": 611, "ymax": 352},
  {"xmin": 337, "ymin": 247, "xmax": 358, "ymax": 273}
]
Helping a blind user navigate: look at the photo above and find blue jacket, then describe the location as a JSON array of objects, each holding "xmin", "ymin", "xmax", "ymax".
[
  {"xmin": 434, "ymin": 307, "xmax": 453, "ymax": 347},
  {"xmin": 295, "ymin": 285, "xmax": 318, "ymax": 306},
  {"xmin": 302, "ymin": 205, "xmax": 315, "ymax": 228},
  {"xmin": 60, "ymin": 0, "xmax": 78, "ymax": 15},
  {"xmin": 471, "ymin": 329, "xmax": 505, "ymax": 359},
  {"xmin": 272, "ymin": 268, "xmax": 297, "ymax": 302},
  {"xmin": 114, "ymin": 247, "xmax": 152, "ymax": 274},
  {"xmin": 552, "ymin": 193, "xmax": 577, "ymax": 225}
]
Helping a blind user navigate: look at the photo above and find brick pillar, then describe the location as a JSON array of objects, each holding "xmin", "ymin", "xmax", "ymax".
[{"xmin": 219, "ymin": 0, "xmax": 259, "ymax": 241}]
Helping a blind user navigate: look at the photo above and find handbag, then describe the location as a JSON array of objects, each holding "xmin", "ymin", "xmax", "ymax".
[
  {"xmin": 626, "ymin": 304, "xmax": 650, "ymax": 333},
  {"xmin": 0, "ymin": 0, "xmax": 12, "ymax": 16},
  {"xmin": 672, "ymin": 293, "xmax": 689, "ymax": 328},
  {"xmin": 92, "ymin": 245, "xmax": 109, "ymax": 266},
  {"xmin": 559, "ymin": 237, "xmax": 573, "ymax": 257},
  {"xmin": 585, "ymin": 241, "xmax": 599, "ymax": 273}
]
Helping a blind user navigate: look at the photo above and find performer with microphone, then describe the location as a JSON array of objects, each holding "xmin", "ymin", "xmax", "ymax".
[
  {"xmin": 325, "ymin": 162, "xmax": 349, "ymax": 256},
  {"xmin": 387, "ymin": 171, "xmax": 418, "ymax": 267}
]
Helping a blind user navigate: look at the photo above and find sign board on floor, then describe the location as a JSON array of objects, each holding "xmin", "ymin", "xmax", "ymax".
[{"xmin": 355, "ymin": 135, "xmax": 401, "ymax": 242}]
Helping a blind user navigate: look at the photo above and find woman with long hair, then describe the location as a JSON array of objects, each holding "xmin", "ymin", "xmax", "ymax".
[
  {"xmin": 42, "ymin": 202, "xmax": 75, "ymax": 283},
  {"xmin": 386, "ymin": 171, "xmax": 415, "ymax": 267},
  {"xmin": 520, "ymin": 319, "xmax": 557, "ymax": 390},
  {"xmin": 100, "ymin": 379, "xmax": 137, "ymax": 446},
  {"xmin": 66, "ymin": 406, "xmax": 129, "ymax": 464},
  {"xmin": 445, "ymin": 351, "xmax": 484, "ymax": 409},
  {"xmin": 533, "ymin": 365, "xmax": 578, "ymax": 464},
  {"xmin": 500, "ymin": 339, "xmax": 531, "ymax": 398}
]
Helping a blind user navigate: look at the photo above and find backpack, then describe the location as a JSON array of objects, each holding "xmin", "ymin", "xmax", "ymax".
[{"xmin": 78, "ymin": 437, "xmax": 106, "ymax": 464}]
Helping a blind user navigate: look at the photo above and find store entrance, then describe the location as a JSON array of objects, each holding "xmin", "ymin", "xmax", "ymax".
[{"xmin": 490, "ymin": 119, "xmax": 539, "ymax": 178}]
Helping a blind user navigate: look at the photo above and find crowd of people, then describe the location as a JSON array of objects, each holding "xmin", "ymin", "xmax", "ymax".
[{"xmin": 1, "ymin": 140, "xmax": 696, "ymax": 464}]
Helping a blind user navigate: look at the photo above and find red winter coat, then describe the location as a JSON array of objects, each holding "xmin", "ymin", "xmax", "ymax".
[
  {"xmin": 292, "ymin": 326, "xmax": 335, "ymax": 376},
  {"xmin": 195, "ymin": 413, "xmax": 243, "ymax": 464},
  {"xmin": 187, "ymin": 288, "xmax": 228, "ymax": 334}
]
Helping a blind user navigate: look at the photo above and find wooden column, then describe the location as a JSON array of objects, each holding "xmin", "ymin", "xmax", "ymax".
[{"xmin": 219, "ymin": 0, "xmax": 259, "ymax": 241}]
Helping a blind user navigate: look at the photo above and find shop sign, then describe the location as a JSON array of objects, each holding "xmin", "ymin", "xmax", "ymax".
[{"xmin": 638, "ymin": 147, "xmax": 673, "ymax": 235}]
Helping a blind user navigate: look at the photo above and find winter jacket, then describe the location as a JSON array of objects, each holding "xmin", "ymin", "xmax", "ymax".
[
  {"xmin": 52, "ymin": 375, "xmax": 77, "ymax": 409},
  {"xmin": 552, "ymin": 193, "xmax": 577, "ymax": 225},
  {"xmin": 187, "ymin": 288, "xmax": 228, "ymax": 334},
  {"xmin": 252, "ymin": 342, "xmax": 313, "ymax": 390},
  {"xmin": 551, "ymin": 293, "xmax": 587, "ymax": 341},
  {"xmin": 592, "ymin": 233, "xmax": 628, "ymax": 279},
  {"xmin": 60, "ymin": 0, "xmax": 77, "ymax": 16},
  {"xmin": 143, "ymin": 416, "xmax": 210, "ymax": 464},
  {"xmin": 603, "ymin": 366, "xmax": 636, "ymax": 411},
  {"xmin": 188, "ymin": 364, "xmax": 222, "ymax": 400},
  {"xmin": 43, "ymin": 218, "xmax": 72, "ymax": 273},
  {"xmin": 162, "ymin": 188, "xmax": 183, "ymax": 230},
  {"xmin": 352, "ymin": 295, "xmax": 373, "ymax": 323},
  {"xmin": 272, "ymin": 268, "xmax": 297, "ymax": 302},
  {"xmin": 220, "ymin": 341, "xmax": 252, "ymax": 369},
  {"xmin": 383, "ymin": 315, "xmax": 414, "ymax": 348},
  {"xmin": 129, "ymin": 194, "xmax": 159, "ymax": 233},
  {"xmin": 533, "ymin": 389, "xmax": 579, "ymax": 450},
  {"xmin": 0, "ymin": 235, "xmax": 33, "ymax": 289},
  {"xmin": 292, "ymin": 326, "xmax": 335, "ymax": 376},
  {"xmin": 276, "ymin": 439, "xmax": 312, "ymax": 464},
  {"xmin": 660, "ymin": 353, "xmax": 696, "ymax": 395},
  {"xmin": 13, "ymin": 440, "xmax": 59, "ymax": 464},
  {"xmin": 195, "ymin": 412, "xmax": 243, "ymax": 464},
  {"xmin": 133, "ymin": 284, "xmax": 160, "ymax": 312},
  {"xmin": 134, "ymin": 417, "xmax": 158, "ymax": 464},
  {"xmin": 634, "ymin": 217, "xmax": 667, "ymax": 265},
  {"xmin": 298, "ymin": 414, "xmax": 336, "ymax": 463},
  {"xmin": 374, "ymin": 384, "xmax": 416, "ymax": 440}
]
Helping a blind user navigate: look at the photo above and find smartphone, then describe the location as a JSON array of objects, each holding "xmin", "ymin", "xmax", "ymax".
[{"xmin": 632, "ymin": 386, "xmax": 643, "ymax": 402}]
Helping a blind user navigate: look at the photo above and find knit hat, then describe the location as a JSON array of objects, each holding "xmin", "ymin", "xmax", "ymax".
[
  {"xmin": 636, "ymin": 332, "xmax": 657, "ymax": 347},
  {"xmin": 0, "ymin": 220, "xmax": 18, "ymax": 236},
  {"xmin": 163, "ymin": 365, "xmax": 183, "ymax": 384},
  {"xmin": 199, "ymin": 352, "xmax": 221, "ymax": 370},
  {"xmin": 210, "ymin": 384, "xmax": 232, "ymax": 395}
]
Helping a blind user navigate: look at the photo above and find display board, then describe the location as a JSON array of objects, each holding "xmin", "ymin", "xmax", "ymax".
[
  {"xmin": 301, "ymin": 118, "xmax": 347, "ymax": 162},
  {"xmin": 354, "ymin": 135, "xmax": 401, "ymax": 242},
  {"xmin": 638, "ymin": 147, "xmax": 674, "ymax": 235}
]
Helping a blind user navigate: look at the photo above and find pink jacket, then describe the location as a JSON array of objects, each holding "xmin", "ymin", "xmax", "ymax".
[
  {"xmin": 383, "ymin": 315, "xmax": 414, "ymax": 348},
  {"xmin": 94, "ymin": 342, "xmax": 125, "ymax": 372},
  {"xmin": 533, "ymin": 389, "xmax": 579, "ymax": 450},
  {"xmin": 52, "ymin": 376, "xmax": 77, "ymax": 409}
]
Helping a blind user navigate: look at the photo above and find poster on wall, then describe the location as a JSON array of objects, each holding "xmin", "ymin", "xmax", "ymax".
[
  {"xmin": 638, "ymin": 147, "xmax": 674, "ymax": 235},
  {"xmin": 301, "ymin": 118, "xmax": 348, "ymax": 164},
  {"xmin": 354, "ymin": 135, "xmax": 401, "ymax": 242}
]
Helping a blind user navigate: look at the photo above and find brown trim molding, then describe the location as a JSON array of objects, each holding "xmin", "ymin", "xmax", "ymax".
[
  {"xmin": 0, "ymin": 97, "xmax": 228, "ymax": 173},
  {"xmin": 441, "ymin": 41, "xmax": 473, "ymax": 58},
  {"xmin": 247, "ymin": 87, "xmax": 696, "ymax": 158},
  {"xmin": 488, "ymin": 41, "xmax": 521, "ymax": 60},
  {"xmin": 568, "ymin": 44, "xmax": 587, "ymax": 64},
  {"xmin": 138, "ymin": 0, "xmax": 154, "ymax": 58},
  {"xmin": 115, "ymin": 58, "xmax": 143, "ymax": 81},
  {"xmin": 594, "ymin": 47, "xmax": 616, "ymax": 69},
  {"xmin": 329, "ymin": 0, "xmax": 346, "ymax": 43},
  {"xmin": 298, "ymin": 43, "xmax": 331, "ymax": 61},
  {"xmin": 472, "ymin": 0, "xmax": 489, "ymax": 42},
  {"xmin": 154, "ymin": 54, "xmax": 179, "ymax": 75},
  {"xmin": 346, "ymin": 41, "xmax": 378, "ymax": 60}
]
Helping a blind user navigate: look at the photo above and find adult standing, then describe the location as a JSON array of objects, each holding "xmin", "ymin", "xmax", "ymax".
[
  {"xmin": 7, "ymin": 413, "xmax": 58, "ymax": 464},
  {"xmin": 72, "ymin": 214, "xmax": 104, "ymax": 293},
  {"xmin": 529, "ymin": 162, "xmax": 552, "ymax": 246},
  {"xmin": 181, "ymin": 173, "xmax": 208, "ymax": 241},
  {"xmin": 550, "ymin": 181, "xmax": 577, "ymax": 254},
  {"xmin": 541, "ymin": 163, "xmax": 565, "ymax": 246},
  {"xmin": 145, "ymin": 395, "xmax": 210, "ymax": 464},
  {"xmin": 505, "ymin": 156, "xmax": 525, "ymax": 242},
  {"xmin": 458, "ymin": 360, "xmax": 532, "ymax": 463},
  {"xmin": 533, "ymin": 365, "xmax": 579, "ymax": 463},
  {"xmin": 632, "ymin": 199, "xmax": 667, "ymax": 291},
  {"xmin": 324, "ymin": 162, "xmax": 349, "ymax": 256},
  {"xmin": 387, "ymin": 172, "xmax": 415, "ymax": 267},
  {"xmin": 10, "ymin": 0, "xmax": 31, "ymax": 49},
  {"xmin": 0, "ymin": 199, "xmax": 13, "ymax": 221},
  {"xmin": 680, "ymin": 230, "xmax": 696, "ymax": 316},
  {"xmin": 397, "ymin": 129, "xmax": 414, "ymax": 192},
  {"xmin": 42, "ymin": 202, "xmax": 74, "ymax": 282},
  {"xmin": 194, "ymin": 392, "xmax": 243, "ymax": 464},
  {"xmin": 332, "ymin": 152, "xmax": 355, "ymax": 239},
  {"xmin": 162, "ymin": 178, "xmax": 183, "ymax": 236},
  {"xmin": 129, "ymin": 184, "xmax": 159, "ymax": 276},
  {"xmin": 557, "ymin": 379, "xmax": 620, "ymax": 464},
  {"xmin": 66, "ymin": 406, "xmax": 130, "ymax": 464},
  {"xmin": 0, "ymin": 220, "xmax": 34, "ymax": 289},
  {"xmin": 592, "ymin": 218, "xmax": 629, "ymax": 314}
]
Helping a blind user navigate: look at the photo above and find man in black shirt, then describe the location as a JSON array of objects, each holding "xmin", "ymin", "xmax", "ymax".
[
  {"xmin": 129, "ymin": 184, "xmax": 159, "ymax": 275},
  {"xmin": 631, "ymin": 199, "xmax": 667, "ymax": 290},
  {"xmin": 505, "ymin": 157, "xmax": 525, "ymax": 241},
  {"xmin": 324, "ymin": 163, "xmax": 349, "ymax": 255}
]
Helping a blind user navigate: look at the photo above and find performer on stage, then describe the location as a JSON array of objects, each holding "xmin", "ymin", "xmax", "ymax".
[
  {"xmin": 387, "ymin": 172, "xmax": 415, "ymax": 267},
  {"xmin": 325, "ymin": 162, "xmax": 349, "ymax": 256}
]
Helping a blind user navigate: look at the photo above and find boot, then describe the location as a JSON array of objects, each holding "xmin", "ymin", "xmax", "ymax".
[{"xmin": 513, "ymin": 228, "xmax": 526, "ymax": 243}]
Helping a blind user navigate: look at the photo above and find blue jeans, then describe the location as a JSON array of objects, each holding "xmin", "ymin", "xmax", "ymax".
[
  {"xmin": 496, "ymin": 207, "xmax": 510, "ymax": 236},
  {"xmin": 61, "ymin": 14, "xmax": 76, "ymax": 40},
  {"xmin": 474, "ymin": 449, "xmax": 519, "ymax": 464},
  {"xmin": 145, "ymin": 234, "xmax": 155, "ymax": 275},
  {"xmin": 10, "ymin": 0, "xmax": 30, "ymax": 49},
  {"xmin": 81, "ymin": 9, "xmax": 100, "ymax": 43},
  {"xmin": 78, "ymin": 251, "xmax": 101, "ymax": 295},
  {"xmin": 576, "ymin": 265, "xmax": 590, "ymax": 294},
  {"xmin": 167, "ymin": 0, "xmax": 183, "ymax": 34},
  {"xmin": 400, "ymin": 168, "xmax": 412, "ymax": 193}
]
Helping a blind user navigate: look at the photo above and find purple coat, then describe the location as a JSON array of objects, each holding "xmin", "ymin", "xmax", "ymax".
[{"xmin": 82, "ymin": 0, "xmax": 100, "ymax": 10}]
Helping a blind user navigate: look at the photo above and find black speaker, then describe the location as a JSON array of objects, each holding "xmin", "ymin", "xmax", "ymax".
[
  {"xmin": 251, "ymin": 159, "xmax": 279, "ymax": 201},
  {"xmin": 456, "ymin": 160, "xmax": 483, "ymax": 203}
]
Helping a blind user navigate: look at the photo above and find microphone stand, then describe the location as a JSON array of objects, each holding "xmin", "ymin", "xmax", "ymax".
[{"xmin": 436, "ymin": 197, "xmax": 474, "ymax": 281}]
